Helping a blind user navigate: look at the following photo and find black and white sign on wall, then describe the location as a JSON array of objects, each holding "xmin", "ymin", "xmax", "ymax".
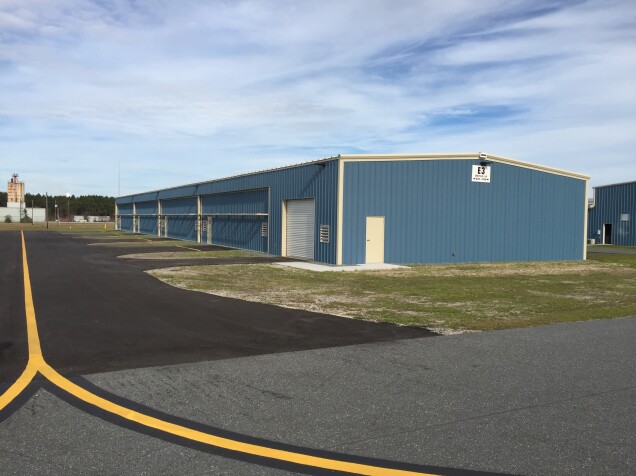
[{"xmin": 472, "ymin": 165, "xmax": 491, "ymax": 183}]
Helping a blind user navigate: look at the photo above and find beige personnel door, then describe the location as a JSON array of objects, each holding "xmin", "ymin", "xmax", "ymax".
[{"xmin": 365, "ymin": 216, "xmax": 385, "ymax": 263}]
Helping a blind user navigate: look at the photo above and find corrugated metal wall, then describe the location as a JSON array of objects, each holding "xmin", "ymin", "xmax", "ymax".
[
  {"xmin": 120, "ymin": 216, "xmax": 133, "ymax": 231},
  {"xmin": 588, "ymin": 182, "xmax": 636, "ymax": 246},
  {"xmin": 202, "ymin": 189, "xmax": 268, "ymax": 214},
  {"xmin": 136, "ymin": 200, "xmax": 159, "ymax": 235},
  {"xmin": 117, "ymin": 203, "xmax": 133, "ymax": 215},
  {"xmin": 212, "ymin": 216, "xmax": 267, "ymax": 251},
  {"xmin": 135, "ymin": 200, "xmax": 158, "ymax": 215},
  {"xmin": 200, "ymin": 189, "xmax": 268, "ymax": 251},
  {"xmin": 343, "ymin": 160, "xmax": 586, "ymax": 264},
  {"xmin": 167, "ymin": 216, "xmax": 197, "ymax": 242},
  {"xmin": 118, "ymin": 201, "xmax": 134, "ymax": 232},
  {"xmin": 139, "ymin": 216, "xmax": 158, "ymax": 235},
  {"xmin": 115, "ymin": 160, "xmax": 339, "ymax": 263},
  {"xmin": 161, "ymin": 197, "xmax": 198, "ymax": 215}
]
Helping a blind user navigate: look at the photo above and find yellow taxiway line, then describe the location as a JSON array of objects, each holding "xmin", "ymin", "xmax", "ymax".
[
  {"xmin": 0, "ymin": 363, "xmax": 37, "ymax": 412},
  {"xmin": 0, "ymin": 231, "xmax": 439, "ymax": 476}
]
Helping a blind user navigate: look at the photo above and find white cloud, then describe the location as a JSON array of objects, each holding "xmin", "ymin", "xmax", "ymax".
[{"xmin": 0, "ymin": 0, "xmax": 635, "ymax": 195}]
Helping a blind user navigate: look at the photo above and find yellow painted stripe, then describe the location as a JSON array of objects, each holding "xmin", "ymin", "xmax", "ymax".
[
  {"xmin": 39, "ymin": 361, "xmax": 434, "ymax": 475},
  {"xmin": 0, "ymin": 363, "xmax": 37, "ymax": 411},
  {"xmin": 0, "ymin": 232, "xmax": 40, "ymax": 410},
  {"xmin": 21, "ymin": 231, "xmax": 43, "ymax": 359},
  {"xmin": 18, "ymin": 231, "xmax": 438, "ymax": 476}
]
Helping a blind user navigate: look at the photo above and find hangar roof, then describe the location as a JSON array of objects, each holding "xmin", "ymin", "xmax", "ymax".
[
  {"xmin": 592, "ymin": 180, "xmax": 636, "ymax": 189},
  {"xmin": 116, "ymin": 152, "xmax": 588, "ymax": 200},
  {"xmin": 339, "ymin": 153, "xmax": 589, "ymax": 181}
]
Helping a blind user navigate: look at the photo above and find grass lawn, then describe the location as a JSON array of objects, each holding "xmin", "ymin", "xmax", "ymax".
[
  {"xmin": 150, "ymin": 254, "xmax": 636, "ymax": 332},
  {"xmin": 588, "ymin": 245, "xmax": 636, "ymax": 252},
  {"xmin": 585, "ymin": 252, "xmax": 636, "ymax": 266}
]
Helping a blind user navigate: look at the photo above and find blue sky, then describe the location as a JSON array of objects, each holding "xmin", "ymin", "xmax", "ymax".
[{"xmin": 0, "ymin": 0, "xmax": 634, "ymax": 196}]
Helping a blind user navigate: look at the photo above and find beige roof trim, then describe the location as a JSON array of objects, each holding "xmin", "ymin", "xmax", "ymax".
[
  {"xmin": 118, "ymin": 151, "xmax": 589, "ymax": 199},
  {"xmin": 338, "ymin": 152, "xmax": 590, "ymax": 181}
]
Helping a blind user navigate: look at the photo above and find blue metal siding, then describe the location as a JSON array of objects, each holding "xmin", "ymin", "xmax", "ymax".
[
  {"xmin": 161, "ymin": 197, "xmax": 198, "ymax": 215},
  {"xmin": 168, "ymin": 216, "xmax": 197, "ymax": 242},
  {"xmin": 115, "ymin": 160, "xmax": 338, "ymax": 263},
  {"xmin": 343, "ymin": 160, "xmax": 586, "ymax": 264},
  {"xmin": 117, "ymin": 196, "xmax": 133, "ymax": 205},
  {"xmin": 135, "ymin": 200, "xmax": 158, "ymax": 215},
  {"xmin": 588, "ymin": 182, "xmax": 636, "ymax": 246},
  {"xmin": 187, "ymin": 162, "xmax": 338, "ymax": 262},
  {"xmin": 202, "ymin": 189, "xmax": 268, "ymax": 214},
  {"xmin": 124, "ymin": 191, "xmax": 159, "ymax": 203},
  {"xmin": 139, "ymin": 216, "xmax": 158, "ymax": 235},
  {"xmin": 117, "ymin": 203, "xmax": 133, "ymax": 215},
  {"xmin": 212, "ymin": 216, "xmax": 268, "ymax": 252},
  {"xmin": 120, "ymin": 216, "xmax": 133, "ymax": 231}
]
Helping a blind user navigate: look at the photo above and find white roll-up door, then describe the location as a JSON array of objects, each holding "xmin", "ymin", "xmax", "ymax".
[{"xmin": 286, "ymin": 199, "xmax": 315, "ymax": 260}]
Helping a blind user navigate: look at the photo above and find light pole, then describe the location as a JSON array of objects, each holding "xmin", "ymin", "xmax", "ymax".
[{"xmin": 66, "ymin": 193, "xmax": 71, "ymax": 222}]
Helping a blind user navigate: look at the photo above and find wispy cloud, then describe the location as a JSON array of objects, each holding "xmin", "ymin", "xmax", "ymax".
[{"xmin": 0, "ymin": 0, "xmax": 634, "ymax": 195}]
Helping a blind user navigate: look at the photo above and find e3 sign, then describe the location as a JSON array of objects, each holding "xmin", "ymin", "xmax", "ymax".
[{"xmin": 472, "ymin": 165, "xmax": 491, "ymax": 183}]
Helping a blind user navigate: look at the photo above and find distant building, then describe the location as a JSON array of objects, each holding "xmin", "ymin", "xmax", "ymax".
[
  {"xmin": 588, "ymin": 181, "xmax": 635, "ymax": 246},
  {"xmin": 1, "ymin": 207, "xmax": 46, "ymax": 223},
  {"xmin": 74, "ymin": 216, "xmax": 111, "ymax": 222},
  {"xmin": 7, "ymin": 173, "xmax": 25, "ymax": 208},
  {"xmin": 1, "ymin": 173, "xmax": 46, "ymax": 223}
]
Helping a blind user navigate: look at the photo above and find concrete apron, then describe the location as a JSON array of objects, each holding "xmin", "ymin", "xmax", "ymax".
[{"xmin": 274, "ymin": 261, "xmax": 408, "ymax": 272}]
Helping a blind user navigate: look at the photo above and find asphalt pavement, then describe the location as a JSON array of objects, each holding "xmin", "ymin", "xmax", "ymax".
[
  {"xmin": 2, "ymin": 231, "xmax": 429, "ymax": 378},
  {"xmin": 0, "ymin": 233, "xmax": 28, "ymax": 381},
  {"xmin": 0, "ymin": 230, "xmax": 634, "ymax": 475}
]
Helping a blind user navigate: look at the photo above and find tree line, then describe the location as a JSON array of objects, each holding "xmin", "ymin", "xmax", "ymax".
[{"xmin": 0, "ymin": 192, "xmax": 115, "ymax": 219}]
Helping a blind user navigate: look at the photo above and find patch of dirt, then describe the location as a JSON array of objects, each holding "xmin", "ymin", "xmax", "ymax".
[
  {"xmin": 412, "ymin": 261, "xmax": 621, "ymax": 277},
  {"xmin": 89, "ymin": 241, "xmax": 155, "ymax": 246},
  {"xmin": 426, "ymin": 327, "xmax": 478, "ymax": 335}
]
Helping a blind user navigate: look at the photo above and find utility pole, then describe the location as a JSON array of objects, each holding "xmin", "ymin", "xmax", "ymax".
[
  {"xmin": 45, "ymin": 193, "xmax": 49, "ymax": 229},
  {"xmin": 31, "ymin": 200, "xmax": 34, "ymax": 225}
]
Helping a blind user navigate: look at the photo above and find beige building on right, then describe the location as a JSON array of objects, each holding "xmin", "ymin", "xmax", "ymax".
[{"xmin": 7, "ymin": 173, "xmax": 25, "ymax": 208}]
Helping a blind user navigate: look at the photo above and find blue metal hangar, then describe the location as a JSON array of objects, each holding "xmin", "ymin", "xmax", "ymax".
[
  {"xmin": 115, "ymin": 153, "xmax": 589, "ymax": 265},
  {"xmin": 588, "ymin": 180, "xmax": 635, "ymax": 246}
]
